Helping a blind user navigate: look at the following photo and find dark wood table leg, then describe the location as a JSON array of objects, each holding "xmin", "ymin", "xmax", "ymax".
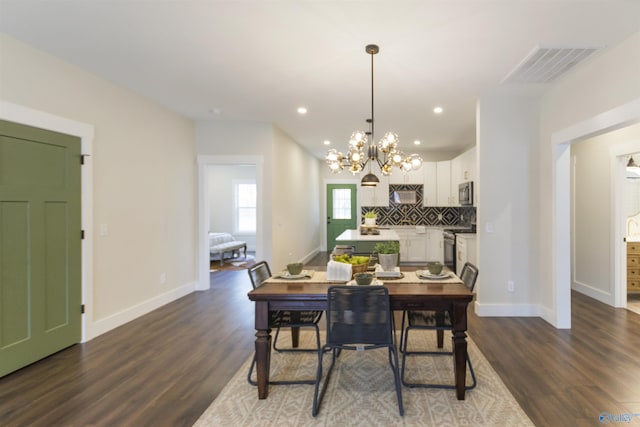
[
  {"xmin": 254, "ymin": 301, "xmax": 271, "ymax": 399},
  {"xmin": 290, "ymin": 312, "xmax": 301, "ymax": 348},
  {"xmin": 451, "ymin": 301, "xmax": 469, "ymax": 400}
]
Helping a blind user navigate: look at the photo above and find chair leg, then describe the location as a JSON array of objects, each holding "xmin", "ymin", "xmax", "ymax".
[
  {"xmin": 388, "ymin": 346, "xmax": 405, "ymax": 416},
  {"xmin": 274, "ymin": 324, "xmax": 322, "ymax": 352},
  {"xmin": 312, "ymin": 347, "xmax": 338, "ymax": 417},
  {"xmin": 400, "ymin": 326, "xmax": 476, "ymax": 390},
  {"xmin": 247, "ymin": 343, "xmax": 317, "ymax": 386}
]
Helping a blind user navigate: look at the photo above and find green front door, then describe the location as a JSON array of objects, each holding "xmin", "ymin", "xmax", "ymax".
[
  {"xmin": 0, "ymin": 120, "xmax": 82, "ymax": 377},
  {"xmin": 326, "ymin": 184, "xmax": 357, "ymax": 253}
]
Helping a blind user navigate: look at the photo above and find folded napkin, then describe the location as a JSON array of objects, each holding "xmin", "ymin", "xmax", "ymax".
[
  {"xmin": 277, "ymin": 269, "xmax": 314, "ymax": 279},
  {"xmin": 374, "ymin": 264, "xmax": 402, "ymax": 278},
  {"xmin": 326, "ymin": 260, "xmax": 352, "ymax": 281}
]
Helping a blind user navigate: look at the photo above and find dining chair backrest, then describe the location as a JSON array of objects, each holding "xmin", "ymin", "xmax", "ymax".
[
  {"xmin": 325, "ymin": 286, "xmax": 392, "ymax": 347},
  {"xmin": 459, "ymin": 262, "xmax": 479, "ymax": 292},
  {"xmin": 248, "ymin": 261, "xmax": 272, "ymax": 290}
]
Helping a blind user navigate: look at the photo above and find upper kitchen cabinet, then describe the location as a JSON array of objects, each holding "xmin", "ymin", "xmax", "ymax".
[
  {"xmin": 389, "ymin": 167, "xmax": 424, "ymax": 185},
  {"xmin": 436, "ymin": 160, "xmax": 455, "ymax": 206},
  {"xmin": 359, "ymin": 174, "xmax": 389, "ymax": 207},
  {"xmin": 453, "ymin": 146, "xmax": 477, "ymax": 184},
  {"xmin": 454, "ymin": 146, "xmax": 477, "ymax": 206},
  {"xmin": 422, "ymin": 162, "xmax": 438, "ymax": 207}
]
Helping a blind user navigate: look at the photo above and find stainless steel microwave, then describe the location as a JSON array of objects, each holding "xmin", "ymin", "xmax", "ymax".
[{"xmin": 459, "ymin": 181, "xmax": 473, "ymax": 206}]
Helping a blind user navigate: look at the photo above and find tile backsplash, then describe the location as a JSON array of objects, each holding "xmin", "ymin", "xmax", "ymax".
[{"xmin": 362, "ymin": 184, "xmax": 476, "ymax": 227}]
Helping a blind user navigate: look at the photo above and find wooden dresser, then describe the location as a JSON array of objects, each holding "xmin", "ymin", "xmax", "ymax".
[{"xmin": 627, "ymin": 242, "xmax": 640, "ymax": 293}]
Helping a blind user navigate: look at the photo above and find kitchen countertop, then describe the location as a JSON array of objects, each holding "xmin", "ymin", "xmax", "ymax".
[{"xmin": 336, "ymin": 229, "xmax": 400, "ymax": 241}]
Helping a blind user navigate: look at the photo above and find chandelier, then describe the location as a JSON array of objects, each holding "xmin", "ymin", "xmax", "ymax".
[{"xmin": 325, "ymin": 44, "xmax": 423, "ymax": 186}]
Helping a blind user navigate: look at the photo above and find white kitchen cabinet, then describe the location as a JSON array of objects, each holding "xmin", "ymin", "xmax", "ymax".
[
  {"xmin": 456, "ymin": 234, "xmax": 477, "ymax": 276},
  {"xmin": 393, "ymin": 227, "xmax": 427, "ymax": 263},
  {"xmin": 454, "ymin": 146, "xmax": 477, "ymax": 206},
  {"xmin": 426, "ymin": 229, "xmax": 444, "ymax": 263},
  {"xmin": 450, "ymin": 156, "xmax": 461, "ymax": 205},
  {"xmin": 459, "ymin": 146, "xmax": 477, "ymax": 183},
  {"xmin": 422, "ymin": 162, "xmax": 438, "ymax": 207},
  {"xmin": 359, "ymin": 174, "xmax": 389, "ymax": 207},
  {"xmin": 436, "ymin": 161, "xmax": 454, "ymax": 206},
  {"xmin": 389, "ymin": 167, "xmax": 424, "ymax": 185}
]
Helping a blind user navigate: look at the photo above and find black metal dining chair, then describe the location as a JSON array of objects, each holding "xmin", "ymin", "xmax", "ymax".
[
  {"xmin": 246, "ymin": 260, "xmax": 323, "ymax": 385},
  {"xmin": 399, "ymin": 262, "xmax": 478, "ymax": 389},
  {"xmin": 312, "ymin": 286, "xmax": 403, "ymax": 417}
]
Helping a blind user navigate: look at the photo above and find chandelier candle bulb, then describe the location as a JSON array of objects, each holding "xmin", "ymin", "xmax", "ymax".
[{"xmin": 325, "ymin": 44, "xmax": 423, "ymax": 186}]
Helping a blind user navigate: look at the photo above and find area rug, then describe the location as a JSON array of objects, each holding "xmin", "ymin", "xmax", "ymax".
[
  {"xmin": 210, "ymin": 254, "xmax": 256, "ymax": 272},
  {"xmin": 194, "ymin": 331, "xmax": 534, "ymax": 426}
]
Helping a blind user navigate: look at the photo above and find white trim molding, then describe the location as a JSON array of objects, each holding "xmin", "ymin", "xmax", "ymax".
[
  {"xmin": 552, "ymin": 97, "xmax": 640, "ymax": 329},
  {"xmin": 0, "ymin": 100, "xmax": 96, "ymax": 342}
]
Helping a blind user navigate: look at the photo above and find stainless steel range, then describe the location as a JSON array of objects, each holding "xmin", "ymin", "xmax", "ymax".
[
  {"xmin": 443, "ymin": 226, "xmax": 476, "ymax": 272},
  {"xmin": 443, "ymin": 230, "xmax": 456, "ymax": 271}
]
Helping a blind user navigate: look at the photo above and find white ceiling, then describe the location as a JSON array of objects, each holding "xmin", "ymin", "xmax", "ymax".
[{"xmin": 1, "ymin": 1, "xmax": 639, "ymax": 159}]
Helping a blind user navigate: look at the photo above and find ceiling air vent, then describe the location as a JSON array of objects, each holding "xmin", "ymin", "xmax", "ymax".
[{"xmin": 502, "ymin": 46, "xmax": 600, "ymax": 84}]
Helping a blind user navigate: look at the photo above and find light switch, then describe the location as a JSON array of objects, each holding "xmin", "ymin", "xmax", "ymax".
[
  {"xmin": 100, "ymin": 224, "xmax": 109, "ymax": 237},
  {"xmin": 485, "ymin": 222, "xmax": 494, "ymax": 233}
]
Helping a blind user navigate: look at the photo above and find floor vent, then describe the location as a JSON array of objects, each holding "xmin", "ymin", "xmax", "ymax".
[{"xmin": 502, "ymin": 46, "xmax": 600, "ymax": 84}]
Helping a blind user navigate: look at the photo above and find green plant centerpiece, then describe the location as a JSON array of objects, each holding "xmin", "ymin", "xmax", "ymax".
[
  {"xmin": 374, "ymin": 241, "xmax": 400, "ymax": 271},
  {"xmin": 374, "ymin": 241, "xmax": 399, "ymax": 254},
  {"xmin": 363, "ymin": 210, "xmax": 377, "ymax": 227}
]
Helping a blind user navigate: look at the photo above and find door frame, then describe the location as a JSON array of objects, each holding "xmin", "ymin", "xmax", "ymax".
[
  {"xmin": 322, "ymin": 178, "xmax": 359, "ymax": 251},
  {"xmin": 611, "ymin": 140, "xmax": 640, "ymax": 308},
  {"xmin": 196, "ymin": 155, "xmax": 264, "ymax": 290},
  {"xmin": 552, "ymin": 98, "xmax": 640, "ymax": 328},
  {"xmin": 0, "ymin": 100, "xmax": 94, "ymax": 341}
]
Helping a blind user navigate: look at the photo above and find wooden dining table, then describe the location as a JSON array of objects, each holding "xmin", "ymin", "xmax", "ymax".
[{"xmin": 247, "ymin": 270, "xmax": 474, "ymax": 400}]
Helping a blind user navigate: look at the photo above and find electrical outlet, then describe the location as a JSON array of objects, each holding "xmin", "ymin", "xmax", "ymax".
[
  {"xmin": 508, "ymin": 280, "xmax": 515, "ymax": 292},
  {"xmin": 160, "ymin": 273, "xmax": 167, "ymax": 285}
]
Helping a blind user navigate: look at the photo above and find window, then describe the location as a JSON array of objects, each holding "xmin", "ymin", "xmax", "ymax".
[
  {"xmin": 234, "ymin": 180, "xmax": 256, "ymax": 233},
  {"xmin": 332, "ymin": 188, "xmax": 352, "ymax": 219}
]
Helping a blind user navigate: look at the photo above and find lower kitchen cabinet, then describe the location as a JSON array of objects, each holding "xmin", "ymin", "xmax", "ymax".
[
  {"xmin": 627, "ymin": 242, "xmax": 640, "ymax": 293},
  {"xmin": 393, "ymin": 228, "xmax": 427, "ymax": 263},
  {"xmin": 456, "ymin": 234, "xmax": 477, "ymax": 276}
]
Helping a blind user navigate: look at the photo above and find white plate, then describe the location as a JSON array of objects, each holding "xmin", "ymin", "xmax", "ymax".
[
  {"xmin": 416, "ymin": 270, "xmax": 450, "ymax": 280},
  {"xmin": 278, "ymin": 270, "xmax": 314, "ymax": 279}
]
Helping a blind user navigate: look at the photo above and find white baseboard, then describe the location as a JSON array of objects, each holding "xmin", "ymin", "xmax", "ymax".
[
  {"xmin": 302, "ymin": 247, "xmax": 321, "ymax": 265},
  {"xmin": 84, "ymin": 281, "xmax": 197, "ymax": 341},
  {"xmin": 571, "ymin": 280, "xmax": 614, "ymax": 306},
  {"xmin": 474, "ymin": 301, "xmax": 542, "ymax": 317}
]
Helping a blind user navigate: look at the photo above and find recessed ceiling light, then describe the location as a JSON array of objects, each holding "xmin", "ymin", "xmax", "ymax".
[
  {"xmin": 323, "ymin": 140, "xmax": 331, "ymax": 146},
  {"xmin": 433, "ymin": 106, "xmax": 443, "ymax": 114},
  {"xmin": 414, "ymin": 140, "xmax": 421, "ymax": 145},
  {"xmin": 297, "ymin": 107, "xmax": 307, "ymax": 114}
]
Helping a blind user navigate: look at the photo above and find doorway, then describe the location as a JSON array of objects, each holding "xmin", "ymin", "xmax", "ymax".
[
  {"xmin": 197, "ymin": 155, "xmax": 264, "ymax": 290},
  {"xmin": 326, "ymin": 184, "xmax": 357, "ymax": 253},
  {"xmin": 554, "ymin": 98, "xmax": 640, "ymax": 328}
]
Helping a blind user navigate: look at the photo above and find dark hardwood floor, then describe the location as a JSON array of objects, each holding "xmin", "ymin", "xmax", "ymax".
[{"xmin": 1, "ymin": 254, "xmax": 640, "ymax": 426}]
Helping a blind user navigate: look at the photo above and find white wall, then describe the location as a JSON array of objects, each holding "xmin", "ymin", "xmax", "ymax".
[
  {"xmin": 539, "ymin": 31, "xmax": 640, "ymax": 326},
  {"xmin": 476, "ymin": 88, "xmax": 541, "ymax": 316},
  {"xmin": 271, "ymin": 126, "xmax": 321, "ymax": 270},
  {"xmin": 571, "ymin": 124, "xmax": 640, "ymax": 304},
  {"xmin": 0, "ymin": 34, "xmax": 197, "ymax": 339}
]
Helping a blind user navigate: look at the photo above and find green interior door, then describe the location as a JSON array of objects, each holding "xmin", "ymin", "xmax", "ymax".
[
  {"xmin": 326, "ymin": 184, "xmax": 357, "ymax": 253},
  {"xmin": 0, "ymin": 120, "xmax": 82, "ymax": 377}
]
